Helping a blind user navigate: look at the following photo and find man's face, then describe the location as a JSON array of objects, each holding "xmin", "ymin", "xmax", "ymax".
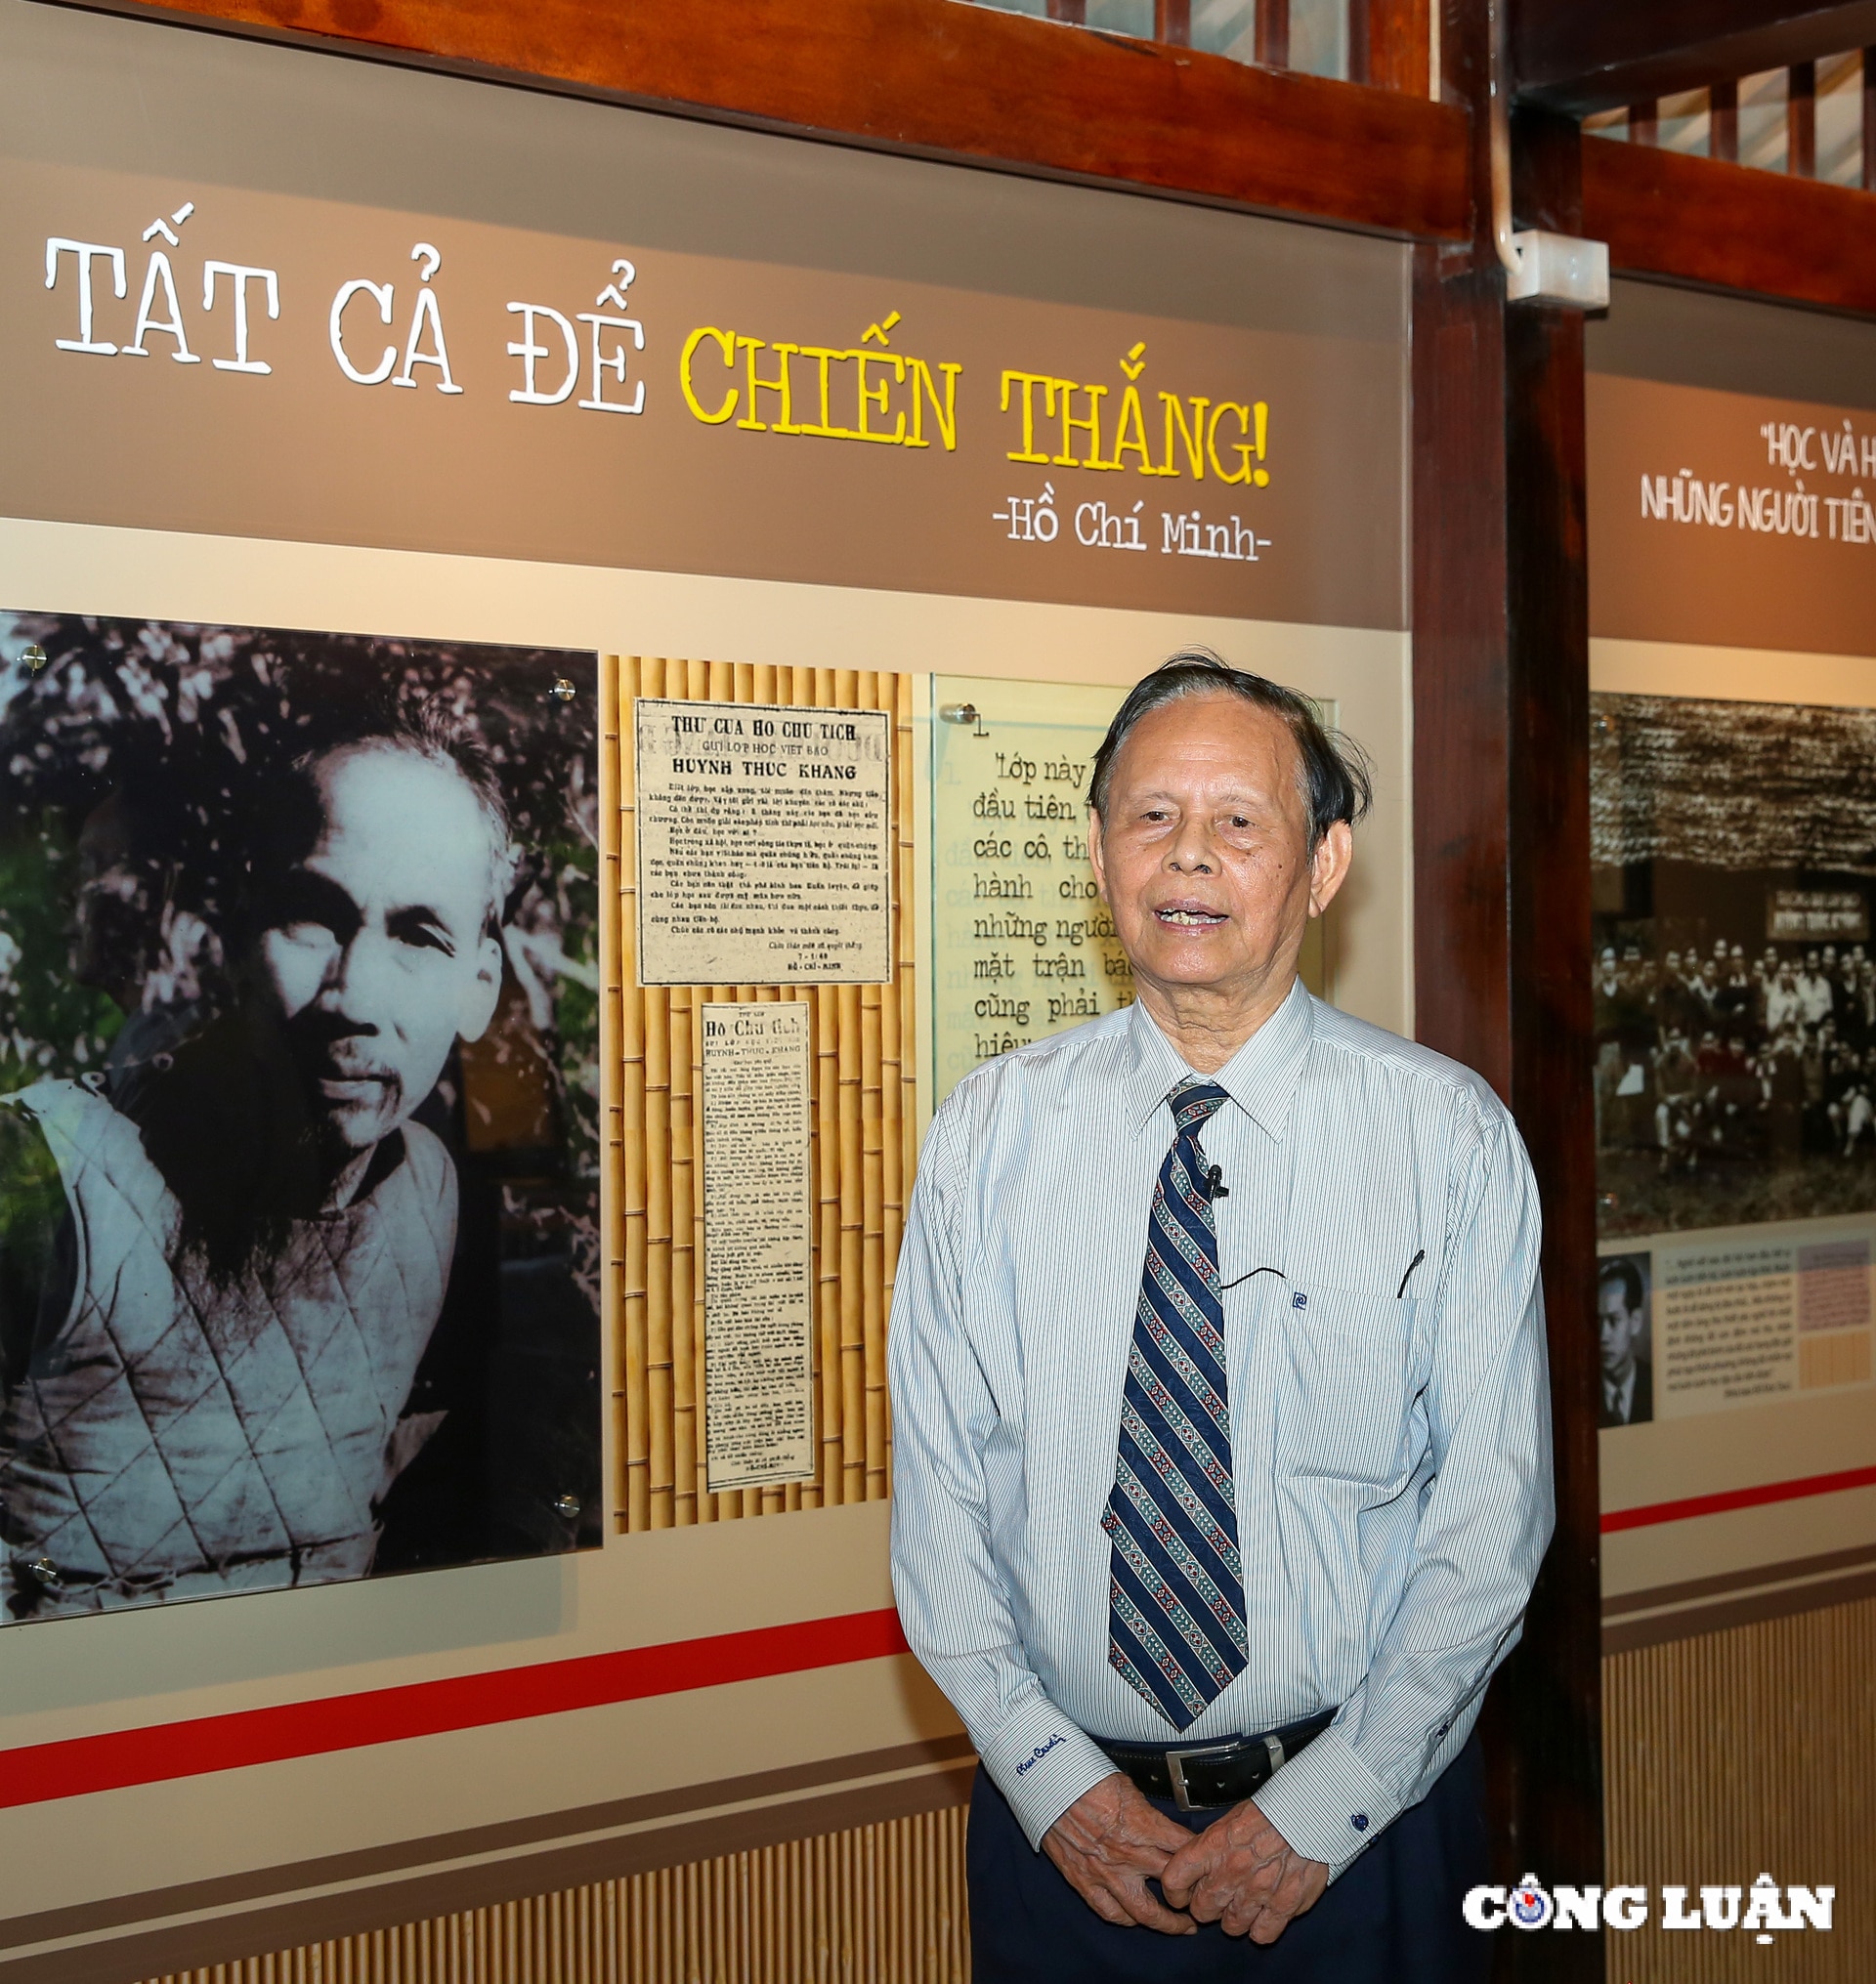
[
  {"xmin": 1087, "ymin": 693, "xmax": 1349, "ymax": 1014},
  {"xmin": 255, "ymin": 744, "xmax": 504, "ymax": 1157},
  {"xmin": 1599, "ymin": 1282, "xmax": 1642, "ymax": 1378}
]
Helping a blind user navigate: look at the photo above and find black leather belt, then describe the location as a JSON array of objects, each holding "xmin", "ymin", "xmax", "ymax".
[{"xmin": 1097, "ymin": 1710, "xmax": 1336, "ymax": 1812}]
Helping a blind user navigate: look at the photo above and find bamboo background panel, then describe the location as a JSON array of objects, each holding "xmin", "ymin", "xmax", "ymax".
[
  {"xmin": 606, "ymin": 658, "xmax": 918, "ymax": 1530},
  {"xmin": 136, "ymin": 1805, "xmax": 969, "ymax": 1984},
  {"xmin": 1602, "ymin": 1596, "xmax": 1876, "ymax": 1981}
]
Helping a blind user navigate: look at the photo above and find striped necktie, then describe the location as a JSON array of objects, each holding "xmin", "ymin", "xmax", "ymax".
[{"xmin": 1102, "ymin": 1078, "xmax": 1248, "ymax": 1730}]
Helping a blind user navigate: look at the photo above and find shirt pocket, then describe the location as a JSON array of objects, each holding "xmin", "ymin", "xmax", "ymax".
[{"xmin": 1269, "ymin": 1285, "xmax": 1419, "ymax": 1486}]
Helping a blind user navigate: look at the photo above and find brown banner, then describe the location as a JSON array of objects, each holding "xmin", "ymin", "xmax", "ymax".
[
  {"xmin": 1589, "ymin": 371, "xmax": 1876, "ymax": 658},
  {"xmin": 0, "ymin": 157, "xmax": 1404, "ymax": 629}
]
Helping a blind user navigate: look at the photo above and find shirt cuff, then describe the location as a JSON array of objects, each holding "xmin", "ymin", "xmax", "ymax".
[
  {"xmin": 1250, "ymin": 1727, "xmax": 1398, "ymax": 1878},
  {"xmin": 977, "ymin": 1697, "xmax": 1123, "ymax": 1851}
]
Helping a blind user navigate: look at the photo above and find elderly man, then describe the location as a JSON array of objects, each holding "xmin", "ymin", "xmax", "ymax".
[
  {"xmin": 890, "ymin": 653, "xmax": 1553, "ymax": 1980},
  {"xmin": 0, "ymin": 703, "xmax": 508, "ymax": 1617}
]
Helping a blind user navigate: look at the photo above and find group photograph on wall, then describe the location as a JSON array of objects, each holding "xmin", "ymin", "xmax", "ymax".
[
  {"xmin": 0, "ymin": 612, "xmax": 603, "ymax": 1624},
  {"xmin": 1592, "ymin": 689, "xmax": 1876, "ymax": 1242}
]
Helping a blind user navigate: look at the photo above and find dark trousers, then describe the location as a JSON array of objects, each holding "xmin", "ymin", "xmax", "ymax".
[{"xmin": 967, "ymin": 1735, "xmax": 1489, "ymax": 1983}]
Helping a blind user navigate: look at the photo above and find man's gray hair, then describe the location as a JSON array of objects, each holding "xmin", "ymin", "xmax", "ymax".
[{"xmin": 1087, "ymin": 650, "xmax": 1374, "ymax": 847}]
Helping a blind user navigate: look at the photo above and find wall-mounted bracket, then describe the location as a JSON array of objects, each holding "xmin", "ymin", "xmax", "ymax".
[{"xmin": 1506, "ymin": 229, "xmax": 1610, "ymax": 308}]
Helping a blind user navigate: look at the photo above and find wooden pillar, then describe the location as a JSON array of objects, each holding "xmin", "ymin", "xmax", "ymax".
[
  {"xmin": 1788, "ymin": 59, "xmax": 1816, "ymax": 177},
  {"xmin": 1628, "ymin": 98, "xmax": 1658, "ymax": 145},
  {"xmin": 1504, "ymin": 105, "xmax": 1603, "ymax": 1980},
  {"xmin": 1045, "ymin": 0, "xmax": 1086, "ymax": 23},
  {"xmin": 1413, "ymin": 6, "xmax": 1601, "ymax": 1973},
  {"xmin": 1255, "ymin": 0, "xmax": 1289, "ymax": 69},
  {"xmin": 1710, "ymin": 78, "xmax": 1739, "ymax": 162},
  {"xmin": 1154, "ymin": 0, "xmax": 1190, "ymax": 46}
]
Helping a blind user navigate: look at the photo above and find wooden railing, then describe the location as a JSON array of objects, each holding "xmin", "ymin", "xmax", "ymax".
[
  {"xmin": 1579, "ymin": 45, "xmax": 1876, "ymax": 316},
  {"xmin": 1596, "ymin": 52, "xmax": 1873, "ymax": 188},
  {"xmin": 82, "ymin": 0, "xmax": 1468, "ymax": 241},
  {"xmin": 956, "ymin": 0, "xmax": 1432, "ymax": 95}
]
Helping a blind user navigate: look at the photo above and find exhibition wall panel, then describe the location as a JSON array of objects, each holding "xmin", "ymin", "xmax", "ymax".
[
  {"xmin": 0, "ymin": 0, "xmax": 1415, "ymax": 1972},
  {"xmin": 1586, "ymin": 280, "xmax": 1876, "ymax": 1656},
  {"xmin": 1587, "ymin": 275, "xmax": 1876, "ymax": 1973}
]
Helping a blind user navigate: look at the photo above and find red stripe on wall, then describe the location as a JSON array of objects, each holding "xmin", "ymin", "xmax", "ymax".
[
  {"xmin": 0, "ymin": 1606, "xmax": 911, "ymax": 1810},
  {"xmin": 1601, "ymin": 1463, "xmax": 1876, "ymax": 1534}
]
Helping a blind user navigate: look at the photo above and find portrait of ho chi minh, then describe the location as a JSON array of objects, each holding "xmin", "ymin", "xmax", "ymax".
[
  {"xmin": 0, "ymin": 616, "xmax": 604, "ymax": 1625},
  {"xmin": 890, "ymin": 651, "xmax": 1554, "ymax": 1984}
]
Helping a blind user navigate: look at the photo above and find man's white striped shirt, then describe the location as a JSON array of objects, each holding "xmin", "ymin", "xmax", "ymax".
[{"xmin": 887, "ymin": 981, "xmax": 1554, "ymax": 1872}]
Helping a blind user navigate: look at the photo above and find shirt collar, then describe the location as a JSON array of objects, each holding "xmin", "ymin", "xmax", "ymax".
[{"xmin": 1120, "ymin": 977, "xmax": 1316, "ymax": 1142}]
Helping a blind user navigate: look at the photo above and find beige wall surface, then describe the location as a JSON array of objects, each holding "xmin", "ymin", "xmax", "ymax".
[
  {"xmin": 0, "ymin": 517, "xmax": 1411, "ymax": 1955},
  {"xmin": 0, "ymin": 0, "xmax": 1414, "ymax": 1954}
]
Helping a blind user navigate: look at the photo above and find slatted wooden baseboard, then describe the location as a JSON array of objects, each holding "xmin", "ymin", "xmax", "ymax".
[
  {"xmin": 130, "ymin": 1594, "xmax": 1876, "ymax": 1983},
  {"xmin": 1602, "ymin": 1593, "xmax": 1876, "ymax": 1981},
  {"xmin": 136, "ymin": 1805, "xmax": 970, "ymax": 1984}
]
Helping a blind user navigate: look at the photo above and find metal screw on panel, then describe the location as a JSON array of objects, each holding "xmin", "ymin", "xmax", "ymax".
[
  {"xmin": 549, "ymin": 677, "xmax": 576, "ymax": 703},
  {"xmin": 552, "ymin": 1494, "xmax": 581, "ymax": 1520},
  {"xmin": 937, "ymin": 703, "xmax": 979, "ymax": 726},
  {"xmin": 28, "ymin": 1557, "xmax": 61, "ymax": 1587},
  {"xmin": 21, "ymin": 644, "xmax": 47, "ymax": 674}
]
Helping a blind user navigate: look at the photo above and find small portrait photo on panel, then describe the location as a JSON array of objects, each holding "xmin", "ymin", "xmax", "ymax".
[
  {"xmin": 1597, "ymin": 1250, "xmax": 1653, "ymax": 1429},
  {"xmin": 0, "ymin": 613, "xmax": 603, "ymax": 1625}
]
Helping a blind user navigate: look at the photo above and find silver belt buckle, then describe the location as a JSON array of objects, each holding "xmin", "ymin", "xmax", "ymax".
[{"xmin": 1163, "ymin": 1739, "xmax": 1242, "ymax": 1812}]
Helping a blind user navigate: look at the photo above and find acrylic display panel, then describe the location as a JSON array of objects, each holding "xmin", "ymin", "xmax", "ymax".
[
  {"xmin": 0, "ymin": 613, "xmax": 601, "ymax": 1623},
  {"xmin": 610, "ymin": 658, "xmax": 916, "ymax": 1530}
]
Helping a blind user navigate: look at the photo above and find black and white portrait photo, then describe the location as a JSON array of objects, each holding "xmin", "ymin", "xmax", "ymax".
[
  {"xmin": 1597, "ymin": 1252, "xmax": 1653, "ymax": 1429},
  {"xmin": 0, "ymin": 613, "xmax": 602, "ymax": 1623}
]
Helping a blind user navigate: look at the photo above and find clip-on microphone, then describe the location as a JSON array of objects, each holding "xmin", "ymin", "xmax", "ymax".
[{"xmin": 1205, "ymin": 1164, "xmax": 1228, "ymax": 1202}]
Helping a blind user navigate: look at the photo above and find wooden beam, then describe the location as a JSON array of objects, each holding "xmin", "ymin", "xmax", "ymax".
[
  {"xmin": 1514, "ymin": 0, "xmax": 1876, "ymax": 113},
  {"xmin": 1584, "ymin": 133, "xmax": 1876, "ymax": 315},
  {"xmin": 56, "ymin": 0, "xmax": 1470, "ymax": 239}
]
